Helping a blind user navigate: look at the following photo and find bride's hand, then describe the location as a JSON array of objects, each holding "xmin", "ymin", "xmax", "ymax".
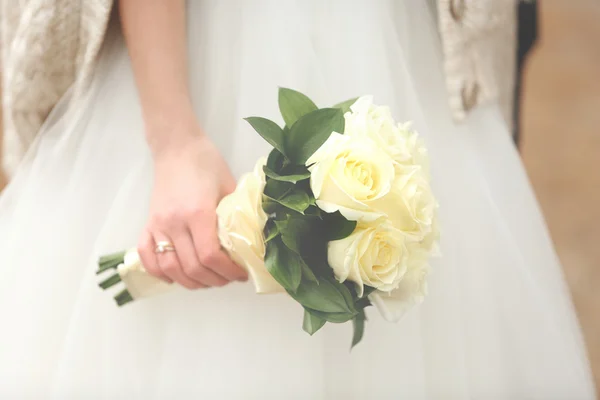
[{"xmin": 138, "ymin": 128, "xmax": 248, "ymax": 289}]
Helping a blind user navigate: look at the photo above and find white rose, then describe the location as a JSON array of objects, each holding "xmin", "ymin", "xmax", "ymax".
[
  {"xmin": 306, "ymin": 132, "xmax": 395, "ymax": 222},
  {"xmin": 369, "ymin": 254, "xmax": 431, "ymax": 322},
  {"xmin": 216, "ymin": 158, "xmax": 284, "ymax": 293},
  {"xmin": 373, "ymin": 167, "xmax": 437, "ymax": 241},
  {"xmin": 397, "ymin": 122, "xmax": 430, "ymax": 175},
  {"xmin": 327, "ymin": 221, "xmax": 408, "ymax": 296},
  {"xmin": 344, "ymin": 96, "xmax": 430, "ymax": 174}
]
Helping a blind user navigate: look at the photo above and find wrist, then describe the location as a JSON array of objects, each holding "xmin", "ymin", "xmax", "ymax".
[{"xmin": 143, "ymin": 102, "xmax": 206, "ymax": 156}]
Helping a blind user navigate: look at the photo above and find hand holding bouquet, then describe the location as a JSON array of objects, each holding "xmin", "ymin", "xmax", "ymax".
[{"xmin": 98, "ymin": 88, "xmax": 439, "ymax": 347}]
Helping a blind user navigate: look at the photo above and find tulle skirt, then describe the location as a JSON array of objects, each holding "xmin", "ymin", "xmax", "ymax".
[{"xmin": 0, "ymin": 1, "xmax": 595, "ymax": 398}]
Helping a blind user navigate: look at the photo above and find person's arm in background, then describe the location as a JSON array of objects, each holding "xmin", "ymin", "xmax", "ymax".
[
  {"xmin": 513, "ymin": 0, "xmax": 538, "ymax": 148},
  {"xmin": 119, "ymin": 0, "xmax": 247, "ymax": 288}
]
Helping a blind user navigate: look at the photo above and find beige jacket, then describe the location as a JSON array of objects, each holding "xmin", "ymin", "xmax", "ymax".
[{"xmin": 0, "ymin": 0, "xmax": 516, "ymax": 178}]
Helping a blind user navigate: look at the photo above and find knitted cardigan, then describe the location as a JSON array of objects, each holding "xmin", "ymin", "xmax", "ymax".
[
  {"xmin": 0, "ymin": 0, "xmax": 114, "ymax": 177},
  {"xmin": 0, "ymin": 0, "xmax": 516, "ymax": 177}
]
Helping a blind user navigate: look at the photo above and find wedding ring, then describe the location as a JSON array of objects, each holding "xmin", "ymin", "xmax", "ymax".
[{"xmin": 155, "ymin": 241, "xmax": 176, "ymax": 254}]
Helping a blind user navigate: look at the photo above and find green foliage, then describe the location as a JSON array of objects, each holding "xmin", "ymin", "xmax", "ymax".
[
  {"xmin": 322, "ymin": 211, "xmax": 357, "ymax": 241},
  {"xmin": 333, "ymin": 97, "xmax": 359, "ymax": 114},
  {"xmin": 305, "ymin": 308, "xmax": 356, "ymax": 324},
  {"xmin": 285, "ymin": 108, "xmax": 344, "ymax": 165},
  {"xmin": 249, "ymin": 89, "xmax": 376, "ymax": 348},
  {"xmin": 278, "ymin": 87, "xmax": 318, "ymax": 128},
  {"xmin": 264, "ymin": 220, "xmax": 280, "ymax": 243},
  {"xmin": 303, "ymin": 309, "xmax": 326, "ymax": 335},
  {"xmin": 264, "ymin": 237, "xmax": 302, "ymax": 293},
  {"xmin": 288, "ymin": 278, "xmax": 356, "ymax": 314},
  {"xmin": 351, "ymin": 309, "xmax": 367, "ymax": 349},
  {"xmin": 263, "ymin": 165, "xmax": 310, "ymax": 183},
  {"xmin": 267, "ymin": 148, "xmax": 286, "ymax": 173},
  {"xmin": 244, "ymin": 117, "xmax": 286, "ymax": 156},
  {"xmin": 275, "ymin": 216, "xmax": 312, "ymax": 253}
]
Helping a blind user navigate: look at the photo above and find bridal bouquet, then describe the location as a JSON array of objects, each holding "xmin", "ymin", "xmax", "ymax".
[{"xmin": 97, "ymin": 88, "xmax": 439, "ymax": 347}]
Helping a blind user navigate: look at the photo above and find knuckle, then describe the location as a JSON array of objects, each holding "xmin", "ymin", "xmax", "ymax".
[
  {"xmin": 185, "ymin": 206, "xmax": 205, "ymax": 218},
  {"xmin": 153, "ymin": 211, "xmax": 183, "ymax": 229}
]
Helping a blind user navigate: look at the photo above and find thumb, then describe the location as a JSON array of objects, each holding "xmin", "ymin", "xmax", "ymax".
[{"xmin": 221, "ymin": 169, "xmax": 237, "ymax": 197}]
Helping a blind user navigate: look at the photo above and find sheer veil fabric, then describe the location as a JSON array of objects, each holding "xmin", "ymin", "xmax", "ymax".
[{"xmin": 0, "ymin": 1, "xmax": 595, "ymax": 398}]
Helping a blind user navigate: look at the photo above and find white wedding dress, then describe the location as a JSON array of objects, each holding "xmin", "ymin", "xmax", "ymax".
[{"xmin": 0, "ymin": 1, "xmax": 595, "ymax": 399}]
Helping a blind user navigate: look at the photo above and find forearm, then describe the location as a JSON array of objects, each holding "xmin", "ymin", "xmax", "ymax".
[{"xmin": 119, "ymin": 0, "xmax": 200, "ymax": 154}]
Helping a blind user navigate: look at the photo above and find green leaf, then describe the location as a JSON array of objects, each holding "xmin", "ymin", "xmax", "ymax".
[
  {"xmin": 335, "ymin": 278, "xmax": 358, "ymax": 313},
  {"xmin": 264, "ymin": 179, "xmax": 294, "ymax": 200},
  {"xmin": 275, "ymin": 216, "xmax": 312, "ymax": 253},
  {"xmin": 362, "ymin": 285, "xmax": 378, "ymax": 298},
  {"xmin": 305, "ymin": 308, "xmax": 356, "ymax": 323},
  {"xmin": 300, "ymin": 262, "xmax": 319, "ymax": 283},
  {"xmin": 266, "ymin": 148, "xmax": 286, "ymax": 173},
  {"xmin": 333, "ymin": 97, "xmax": 359, "ymax": 114},
  {"xmin": 264, "ymin": 220, "xmax": 280, "ymax": 242},
  {"xmin": 290, "ymin": 278, "xmax": 356, "ymax": 314},
  {"xmin": 263, "ymin": 165, "xmax": 310, "ymax": 183},
  {"xmin": 304, "ymin": 206, "xmax": 322, "ymax": 218},
  {"xmin": 245, "ymin": 117, "xmax": 286, "ymax": 155},
  {"xmin": 264, "ymin": 190, "xmax": 311, "ymax": 215},
  {"xmin": 278, "ymin": 87, "xmax": 318, "ymax": 128},
  {"xmin": 271, "ymin": 217, "xmax": 318, "ymax": 283},
  {"xmin": 285, "ymin": 108, "xmax": 344, "ymax": 165},
  {"xmin": 262, "ymin": 196, "xmax": 279, "ymax": 215},
  {"xmin": 351, "ymin": 309, "xmax": 367, "ymax": 348},
  {"xmin": 264, "ymin": 237, "xmax": 302, "ymax": 292},
  {"xmin": 303, "ymin": 309, "xmax": 327, "ymax": 335},
  {"xmin": 322, "ymin": 211, "xmax": 357, "ymax": 241},
  {"xmin": 282, "ymin": 191, "xmax": 311, "ymax": 214},
  {"xmin": 354, "ymin": 285, "xmax": 376, "ymax": 308}
]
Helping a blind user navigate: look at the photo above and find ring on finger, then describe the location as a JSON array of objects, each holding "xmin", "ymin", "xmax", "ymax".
[{"xmin": 155, "ymin": 240, "xmax": 176, "ymax": 254}]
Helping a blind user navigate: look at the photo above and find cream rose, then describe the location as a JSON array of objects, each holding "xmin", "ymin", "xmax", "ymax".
[
  {"xmin": 344, "ymin": 96, "xmax": 430, "ymax": 173},
  {"xmin": 216, "ymin": 158, "xmax": 283, "ymax": 293},
  {"xmin": 306, "ymin": 132, "xmax": 395, "ymax": 222},
  {"xmin": 327, "ymin": 221, "xmax": 408, "ymax": 296},
  {"xmin": 373, "ymin": 167, "xmax": 438, "ymax": 241},
  {"xmin": 369, "ymin": 253, "xmax": 431, "ymax": 322}
]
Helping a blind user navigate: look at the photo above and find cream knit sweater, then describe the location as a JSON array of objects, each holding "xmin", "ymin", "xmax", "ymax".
[
  {"xmin": 0, "ymin": 0, "xmax": 516, "ymax": 178},
  {"xmin": 0, "ymin": 0, "xmax": 113, "ymax": 177}
]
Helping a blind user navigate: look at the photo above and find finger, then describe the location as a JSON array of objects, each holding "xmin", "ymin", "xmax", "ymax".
[
  {"xmin": 153, "ymin": 232, "xmax": 204, "ymax": 290},
  {"xmin": 137, "ymin": 230, "xmax": 172, "ymax": 283},
  {"xmin": 189, "ymin": 211, "xmax": 248, "ymax": 282},
  {"xmin": 220, "ymin": 168, "xmax": 237, "ymax": 196},
  {"xmin": 172, "ymin": 229, "xmax": 228, "ymax": 287}
]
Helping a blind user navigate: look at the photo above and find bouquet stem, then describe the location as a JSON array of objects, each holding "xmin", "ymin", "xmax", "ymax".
[
  {"xmin": 96, "ymin": 250, "xmax": 133, "ymax": 307},
  {"xmin": 97, "ymin": 251, "xmax": 126, "ymax": 274},
  {"xmin": 99, "ymin": 273, "xmax": 122, "ymax": 289},
  {"xmin": 115, "ymin": 289, "xmax": 134, "ymax": 306}
]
